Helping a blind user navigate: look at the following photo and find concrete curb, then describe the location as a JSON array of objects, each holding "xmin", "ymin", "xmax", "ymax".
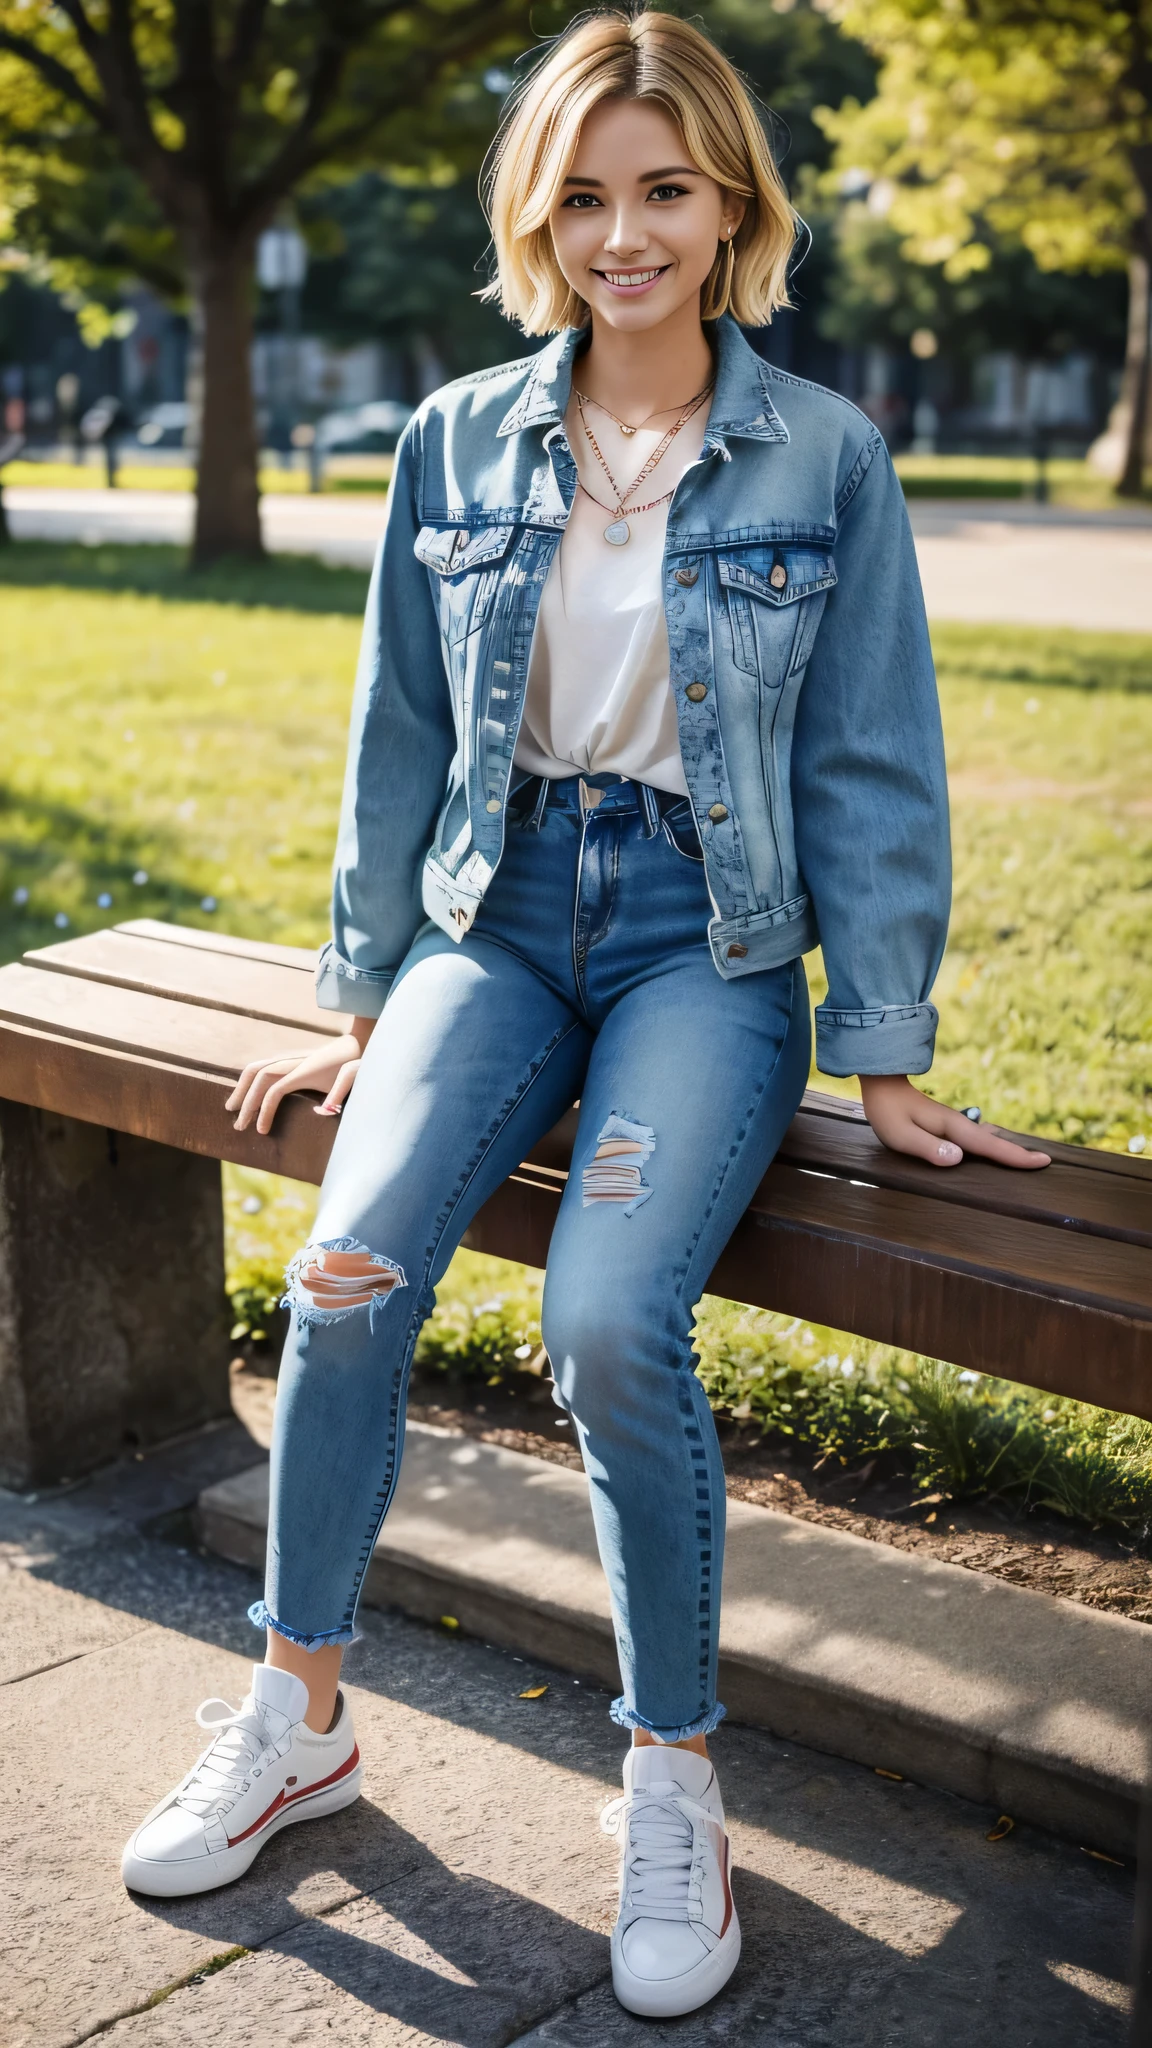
[{"xmin": 198, "ymin": 1422, "xmax": 1151, "ymax": 1858}]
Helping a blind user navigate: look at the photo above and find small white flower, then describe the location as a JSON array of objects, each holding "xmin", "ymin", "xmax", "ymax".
[
  {"xmin": 132, "ymin": 869, "xmax": 148, "ymax": 886},
  {"xmin": 97, "ymin": 892, "xmax": 113, "ymax": 909},
  {"xmin": 1128, "ymin": 1135, "xmax": 1146, "ymax": 1154},
  {"xmin": 240, "ymin": 1195, "xmax": 262, "ymax": 1215},
  {"xmin": 200, "ymin": 896, "xmax": 217, "ymax": 912},
  {"xmin": 54, "ymin": 912, "xmax": 69, "ymax": 928},
  {"xmin": 12, "ymin": 886, "xmax": 29, "ymax": 906}
]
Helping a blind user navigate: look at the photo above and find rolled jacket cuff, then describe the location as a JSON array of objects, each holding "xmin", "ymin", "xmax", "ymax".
[
  {"xmin": 815, "ymin": 1001, "xmax": 938, "ymax": 1078},
  {"xmin": 315, "ymin": 941, "xmax": 396, "ymax": 1018}
]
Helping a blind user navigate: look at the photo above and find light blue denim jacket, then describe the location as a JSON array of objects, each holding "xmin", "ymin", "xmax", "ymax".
[{"xmin": 316, "ymin": 314, "xmax": 951, "ymax": 1077}]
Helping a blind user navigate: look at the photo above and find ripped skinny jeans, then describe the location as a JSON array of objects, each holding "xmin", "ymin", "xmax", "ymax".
[{"xmin": 253, "ymin": 773, "xmax": 810, "ymax": 1741}]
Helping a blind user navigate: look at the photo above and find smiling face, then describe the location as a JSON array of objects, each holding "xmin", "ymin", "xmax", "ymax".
[{"xmin": 548, "ymin": 96, "xmax": 744, "ymax": 334}]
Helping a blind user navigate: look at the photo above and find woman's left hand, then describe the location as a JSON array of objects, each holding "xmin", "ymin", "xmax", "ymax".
[{"xmin": 859, "ymin": 1074, "xmax": 1051, "ymax": 1170}]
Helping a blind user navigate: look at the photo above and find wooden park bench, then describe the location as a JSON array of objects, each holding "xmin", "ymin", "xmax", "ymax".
[{"xmin": 1, "ymin": 918, "xmax": 1149, "ymax": 1491}]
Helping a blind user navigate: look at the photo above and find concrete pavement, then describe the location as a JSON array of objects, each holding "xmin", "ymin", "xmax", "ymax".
[
  {"xmin": 7, "ymin": 485, "xmax": 1152, "ymax": 628},
  {"xmin": 0, "ymin": 1422, "xmax": 1136, "ymax": 2046}
]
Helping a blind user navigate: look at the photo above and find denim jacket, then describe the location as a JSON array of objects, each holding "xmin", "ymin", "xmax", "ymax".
[{"xmin": 316, "ymin": 315, "xmax": 951, "ymax": 1077}]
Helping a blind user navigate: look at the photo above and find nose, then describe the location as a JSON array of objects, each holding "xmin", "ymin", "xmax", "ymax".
[{"xmin": 602, "ymin": 206, "xmax": 648, "ymax": 259}]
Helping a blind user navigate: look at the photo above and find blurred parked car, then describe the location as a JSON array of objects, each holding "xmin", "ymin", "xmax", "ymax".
[
  {"xmin": 315, "ymin": 400, "xmax": 413, "ymax": 454},
  {"xmin": 133, "ymin": 402, "xmax": 194, "ymax": 449}
]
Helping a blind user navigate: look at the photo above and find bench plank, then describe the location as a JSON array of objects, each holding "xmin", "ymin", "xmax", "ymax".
[
  {"xmin": 0, "ymin": 962, "xmax": 332, "ymax": 1078},
  {"xmin": 465, "ymin": 1173, "xmax": 1152, "ymax": 1422},
  {"xmin": 26, "ymin": 930, "xmax": 343, "ymax": 1037},
  {"xmin": 776, "ymin": 1114, "xmax": 1152, "ymax": 1248},
  {"xmin": 116, "ymin": 918, "xmax": 320, "ymax": 970}
]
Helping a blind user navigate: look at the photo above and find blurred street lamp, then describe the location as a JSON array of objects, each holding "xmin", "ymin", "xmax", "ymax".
[{"xmin": 257, "ymin": 224, "xmax": 308, "ymax": 464}]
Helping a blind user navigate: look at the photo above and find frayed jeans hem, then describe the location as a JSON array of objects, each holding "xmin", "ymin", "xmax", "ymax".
[
  {"xmin": 610, "ymin": 1697, "xmax": 727, "ymax": 1741},
  {"xmin": 248, "ymin": 1600, "xmax": 360, "ymax": 1651}
]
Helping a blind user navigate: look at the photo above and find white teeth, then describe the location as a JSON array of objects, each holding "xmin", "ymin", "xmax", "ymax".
[{"xmin": 602, "ymin": 269, "xmax": 661, "ymax": 286}]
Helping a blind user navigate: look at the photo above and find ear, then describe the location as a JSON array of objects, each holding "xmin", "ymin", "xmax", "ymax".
[{"xmin": 720, "ymin": 195, "xmax": 747, "ymax": 240}]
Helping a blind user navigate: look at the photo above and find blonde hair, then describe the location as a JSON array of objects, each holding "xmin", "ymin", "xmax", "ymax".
[{"xmin": 481, "ymin": 9, "xmax": 796, "ymax": 334}]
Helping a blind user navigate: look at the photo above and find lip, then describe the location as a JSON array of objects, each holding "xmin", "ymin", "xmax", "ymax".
[{"xmin": 590, "ymin": 264, "xmax": 670, "ymax": 298}]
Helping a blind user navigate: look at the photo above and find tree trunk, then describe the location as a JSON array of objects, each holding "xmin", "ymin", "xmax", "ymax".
[
  {"xmin": 1090, "ymin": 250, "xmax": 1152, "ymax": 495},
  {"xmin": 188, "ymin": 239, "xmax": 264, "ymax": 563},
  {"xmin": 1118, "ymin": 248, "xmax": 1151, "ymax": 498}
]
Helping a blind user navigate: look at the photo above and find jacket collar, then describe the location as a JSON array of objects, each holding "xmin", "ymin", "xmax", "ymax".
[{"xmin": 496, "ymin": 313, "xmax": 788, "ymax": 445}]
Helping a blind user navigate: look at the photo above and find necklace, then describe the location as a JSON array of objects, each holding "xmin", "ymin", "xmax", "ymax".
[
  {"xmin": 575, "ymin": 385, "xmax": 712, "ymax": 546},
  {"xmin": 573, "ymin": 378, "xmax": 714, "ymax": 438}
]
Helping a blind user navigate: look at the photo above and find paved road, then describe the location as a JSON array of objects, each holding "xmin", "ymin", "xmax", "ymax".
[
  {"xmin": 7, "ymin": 486, "xmax": 1152, "ymax": 630},
  {"xmin": 0, "ymin": 1425, "xmax": 1133, "ymax": 2047}
]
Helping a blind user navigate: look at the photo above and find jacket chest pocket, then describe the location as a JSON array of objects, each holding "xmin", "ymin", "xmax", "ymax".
[
  {"xmin": 414, "ymin": 524, "xmax": 516, "ymax": 646},
  {"xmin": 718, "ymin": 547, "xmax": 837, "ymax": 685}
]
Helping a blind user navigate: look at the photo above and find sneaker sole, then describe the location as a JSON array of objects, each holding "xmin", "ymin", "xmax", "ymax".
[
  {"xmin": 121, "ymin": 1764, "xmax": 363, "ymax": 1898},
  {"xmin": 611, "ymin": 1913, "xmax": 741, "ymax": 2019}
]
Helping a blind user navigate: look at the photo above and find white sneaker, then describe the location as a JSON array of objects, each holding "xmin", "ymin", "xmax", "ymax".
[
  {"xmin": 122, "ymin": 1664, "xmax": 361, "ymax": 1898},
  {"xmin": 602, "ymin": 1744, "xmax": 741, "ymax": 2018}
]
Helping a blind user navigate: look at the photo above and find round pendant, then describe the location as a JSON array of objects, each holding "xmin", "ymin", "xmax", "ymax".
[
  {"xmin": 620, "ymin": 424, "xmax": 636, "ymax": 436},
  {"xmin": 604, "ymin": 518, "xmax": 630, "ymax": 547}
]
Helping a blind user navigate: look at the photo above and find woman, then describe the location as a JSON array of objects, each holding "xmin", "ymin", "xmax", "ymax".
[{"xmin": 122, "ymin": 9, "xmax": 1048, "ymax": 2018}]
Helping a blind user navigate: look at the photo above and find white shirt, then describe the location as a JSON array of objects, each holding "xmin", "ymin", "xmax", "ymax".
[{"xmin": 513, "ymin": 394, "xmax": 709, "ymax": 799}]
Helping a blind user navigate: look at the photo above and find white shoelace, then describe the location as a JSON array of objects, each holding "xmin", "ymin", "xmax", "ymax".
[
  {"xmin": 602, "ymin": 1782, "xmax": 710, "ymax": 1922},
  {"xmin": 174, "ymin": 1697, "xmax": 275, "ymax": 1818}
]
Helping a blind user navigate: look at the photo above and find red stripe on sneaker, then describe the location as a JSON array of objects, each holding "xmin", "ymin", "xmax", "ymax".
[
  {"xmin": 226, "ymin": 1744, "xmax": 361, "ymax": 1846},
  {"xmin": 719, "ymin": 1836, "xmax": 734, "ymax": 1937}
]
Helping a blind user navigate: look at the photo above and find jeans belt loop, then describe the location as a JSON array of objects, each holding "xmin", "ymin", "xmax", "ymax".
[
  {"xmin": 639, "ymin": 783, "xmax": 660, "ymax": 838},
  {"xmin": 528, "ymin": 776, "xmax": 550, "ymax": 831}
]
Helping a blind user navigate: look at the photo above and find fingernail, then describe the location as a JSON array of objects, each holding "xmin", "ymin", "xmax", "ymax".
[
  {"xmin": 937, "ymin": 1142, "xmax": 962, "ymax": 1161},
  {"xmin": 313, "ymin": 1104, "xmax": 337, "ymax": 1116}
]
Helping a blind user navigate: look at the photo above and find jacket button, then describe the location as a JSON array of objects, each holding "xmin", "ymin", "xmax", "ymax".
[
  {"xmin": 685, "ymin": 682, "xmax": 708, "ymax": 702},
  {"xmin": 485, "ymin": 798, "xmax": 501, "ymax": 813},
  {"xmin": 708, "ymin": 803, "xmax": 728, "ymax": 822},
  {"xmin": 726, "ymin": 942, "xmax": 748, "ymax": 959},
  {"xmin": 770, "ymin": 563, "xmax": 788, "ymax": 590},
  {"xmin": 675, "ymin": 565, "xmax": 698, "ymax": 587}
]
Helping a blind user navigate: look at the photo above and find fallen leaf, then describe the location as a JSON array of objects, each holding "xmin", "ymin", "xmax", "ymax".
[
  {"xmin": 1082, "ymin": 1847, "xmax": 1125, "ymax": 1866},
  {"xmin": 439, "ymin": 1615, "xmax": 459, "ymax": 1630},
  {"xmin": 986, "ymin": 1815, "xmax": 1015, "ymax": 1842},
  {"xmin": 924, "ymin": 1511, "xmax": 937, "ymax": 1524},
  {"xmin": 518, "ymin": 1684, "xmax": 549, "ymax": 1699},
  {"xmin": 874, "ymin": 1768, "xmax": 903, "ymax": 1782}
]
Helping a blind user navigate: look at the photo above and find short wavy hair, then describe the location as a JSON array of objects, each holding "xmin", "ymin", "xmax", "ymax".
[{"xmin": 481, "ymin": 8, "xmax": 797, "ymax": 335}]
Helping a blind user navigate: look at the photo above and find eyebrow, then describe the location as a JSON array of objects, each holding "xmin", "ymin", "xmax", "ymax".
[{"xmin": 562, "ymin": 165, "xmax": 700, "ymax": 186}]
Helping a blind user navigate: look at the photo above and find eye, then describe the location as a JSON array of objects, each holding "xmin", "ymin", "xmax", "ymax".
[
  {"xmin": 649, "ymin": 183, "xmax": 689, "ymax": 202},
  {"xmin": 561, "ymin": 191, "xmax": 602, "ymax": 209}
]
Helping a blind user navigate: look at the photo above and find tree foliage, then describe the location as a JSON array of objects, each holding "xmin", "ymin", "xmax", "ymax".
[
  {"xmin": 0, "ymin": 0, "xmax": 553, "ymax": 555},
  {"xmin": 818, "ymin": 0, "xmax": 1151, "ymax": 278}
]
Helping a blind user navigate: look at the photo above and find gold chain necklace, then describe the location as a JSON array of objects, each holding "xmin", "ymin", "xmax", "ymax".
[
  {"xmin": 574, "ymin": 385, "xmax": 712, "ymax": 547},
  {"xmin": 573, "ymin": 378, "xmax": 714, "ymax": 438}
]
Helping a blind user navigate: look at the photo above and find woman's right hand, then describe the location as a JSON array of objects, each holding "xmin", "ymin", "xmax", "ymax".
[{"xmin": 226, "ymin": 1030, "xmax": 369, "ymax": 1135}]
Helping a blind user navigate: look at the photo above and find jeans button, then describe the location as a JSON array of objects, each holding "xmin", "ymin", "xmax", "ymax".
[
  {"xmin": 685, "ymin": 682, "xmax": 708, "ymax": 702},
  {"xmin": 708, "ymin": 803, "xmax": 728, "ymax": 822},
  {"xmin": 485, "ymin": 798, "xmax": 501, "ymax": 813}
]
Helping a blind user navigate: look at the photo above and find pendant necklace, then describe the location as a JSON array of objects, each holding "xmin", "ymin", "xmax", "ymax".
[
  {"xmin": 574, "ymin": 384, "xmax": 712, "ymax": 547},
  {"xmin": 574, "ymin": 377, "xmax": 714, "ymax": 438}
]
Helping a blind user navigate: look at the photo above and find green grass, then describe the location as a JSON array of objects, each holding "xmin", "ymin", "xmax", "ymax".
[
  {"xmin": 2, "ymin": 545, "xmax": 1149, "ymax": 1533},
  {"xmin": 893, "ymin": 452, "xmax": 1152, "ymax": 508}
]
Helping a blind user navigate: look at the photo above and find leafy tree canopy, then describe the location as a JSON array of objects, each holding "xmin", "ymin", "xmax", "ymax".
[{"xmin": 817, "ymin": 0, "xmax": 1151, "ymax": 279}]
